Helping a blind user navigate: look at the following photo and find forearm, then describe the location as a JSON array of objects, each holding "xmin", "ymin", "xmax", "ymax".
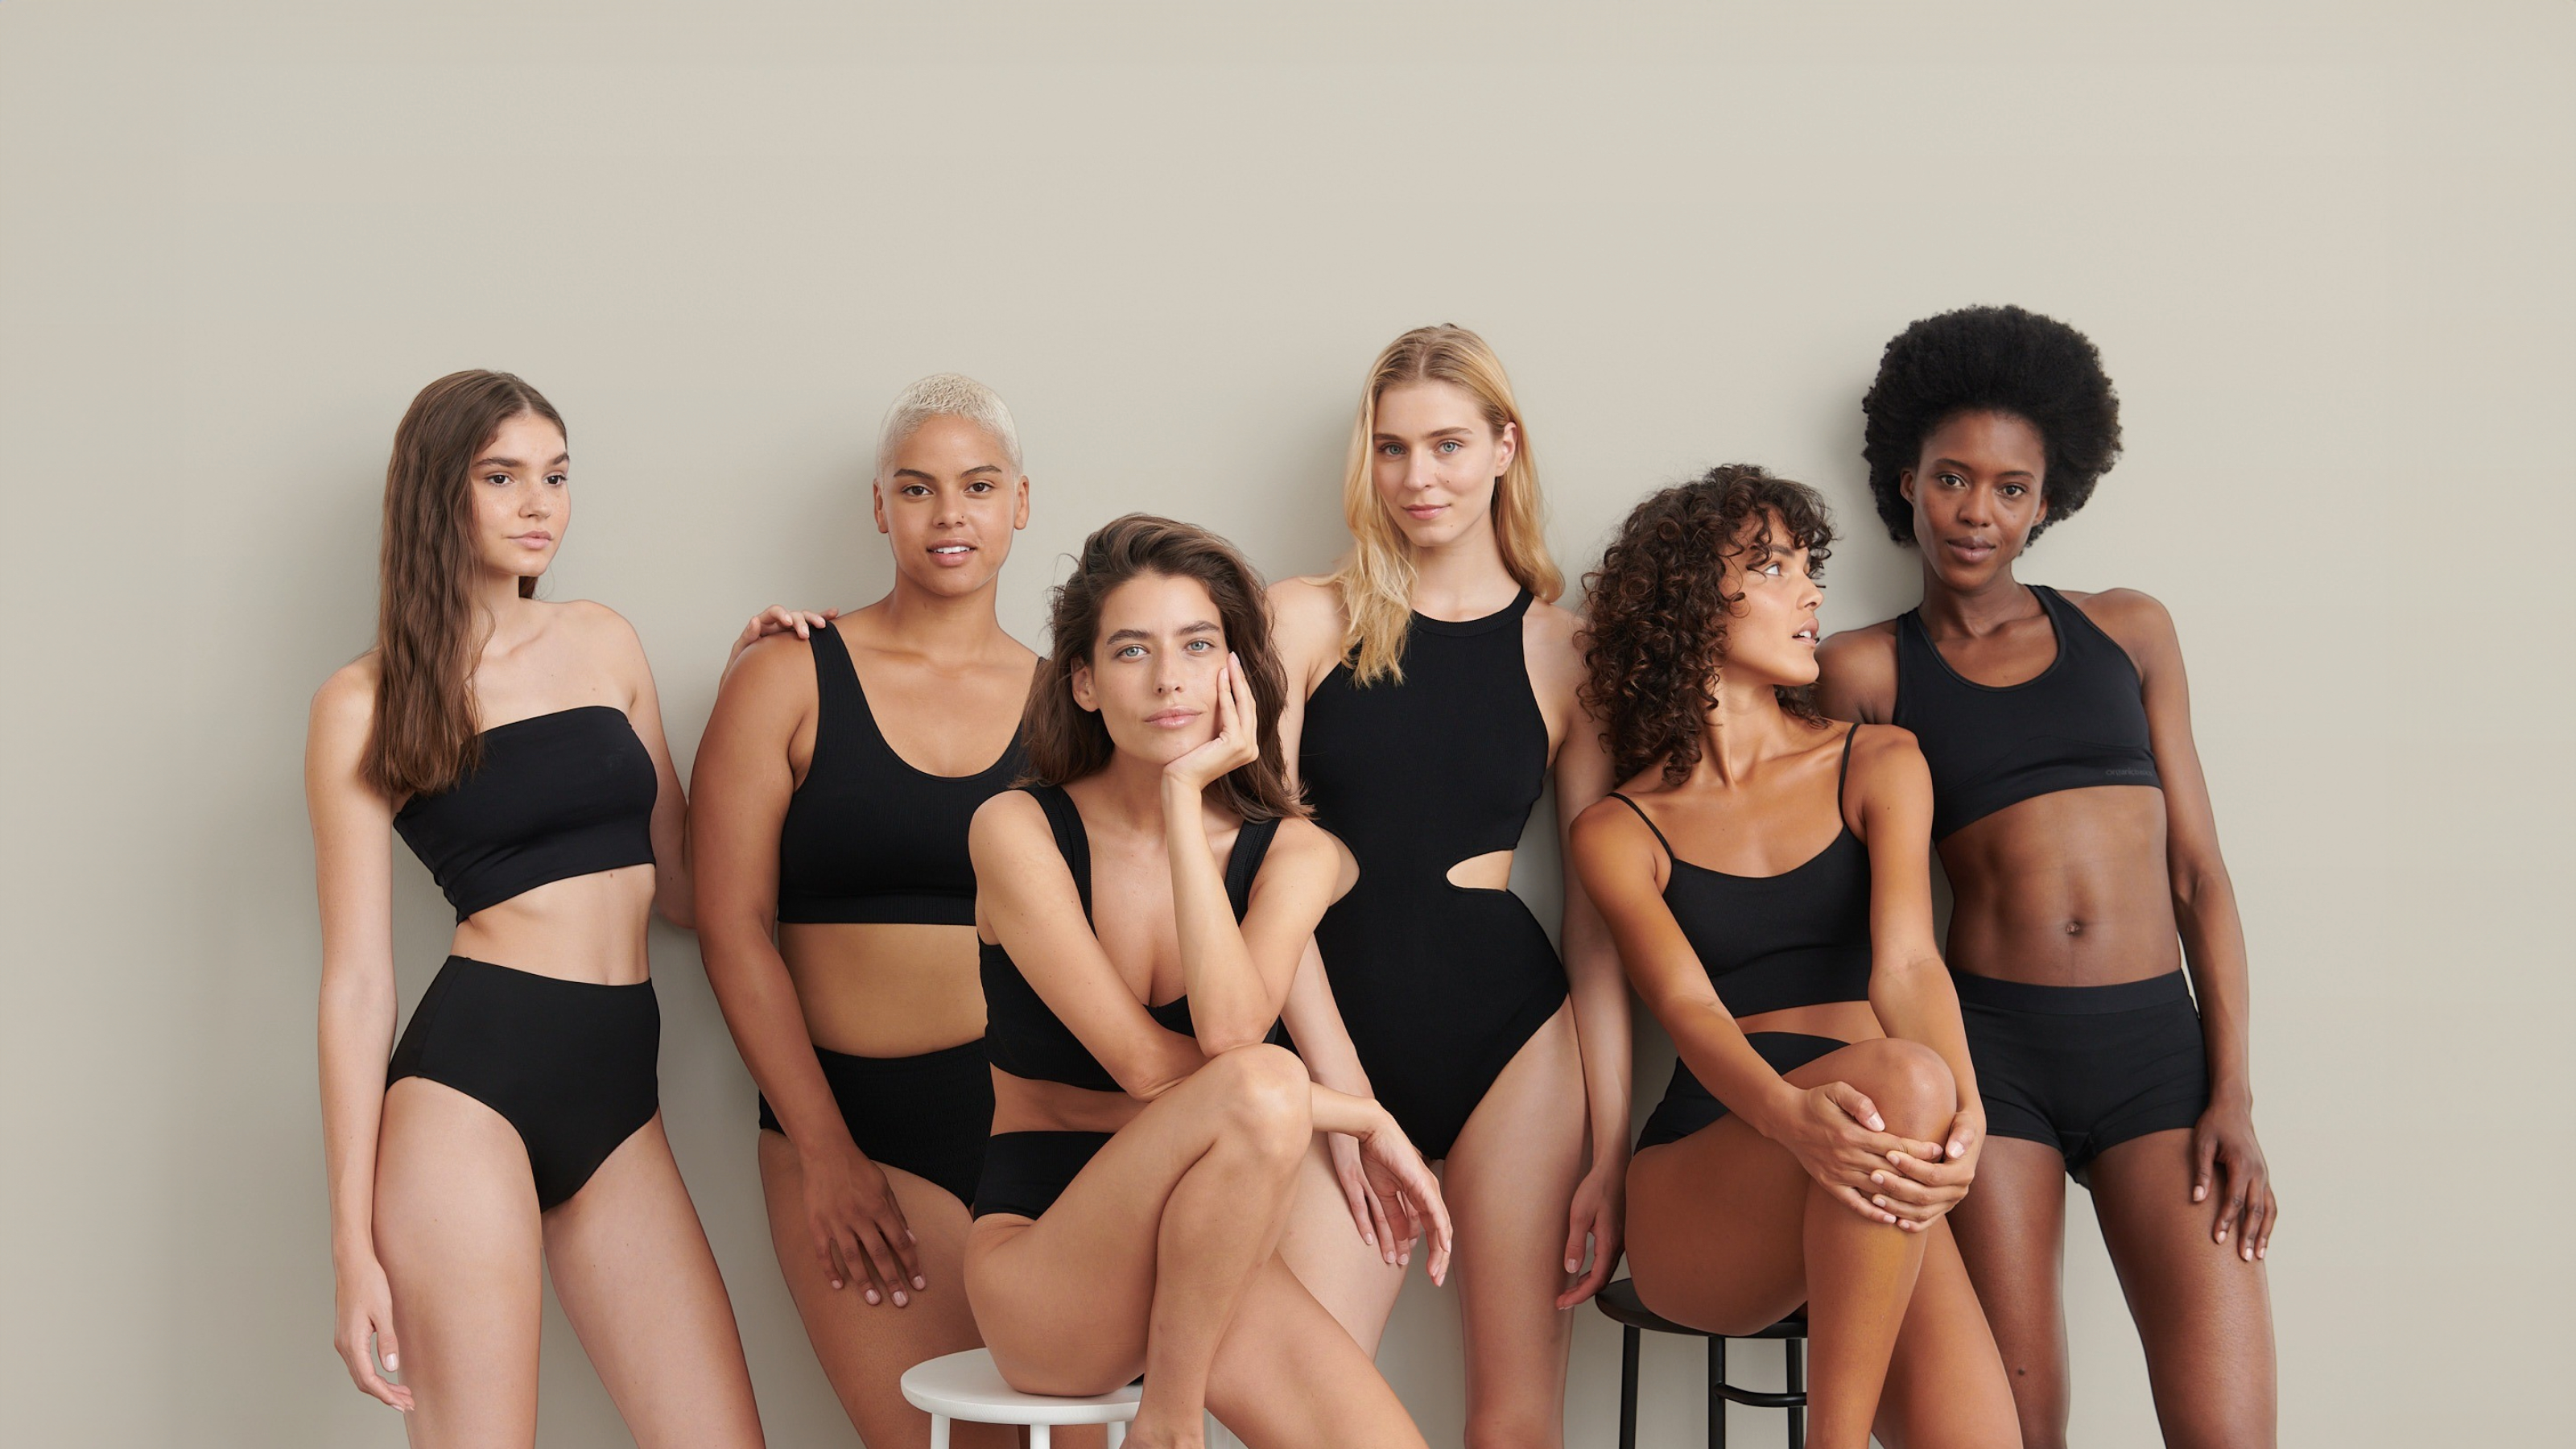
[
  {"xmin": 1869, "ymin": 956, "xmax": 1984, "ymax": 1116},
  {"xmin": 1561, "ymin": 921, "xmax": 1633, "ymax": 1162},
  {"xmin": 2173, "ymin": 869, "xmax": 2254, "ymax": 1097},
  {"xmin": 700, "ymin": 917, "xmax": 855, "ymax": 1155},
  {"xmin": 1309, "ymin": 1080, "xmax": 1393, "ymax": 1140},
  {"xmin": 317, "ymin": 972, "xmax": 397, "ymax": 1266},
  {"xmin": 1277, "ymin": 939, "xmax": 1375, "ymax": 1097},
  {"xmin": 1163, "ymin": 781, "xmax": 1271, "ymax": 1046}
]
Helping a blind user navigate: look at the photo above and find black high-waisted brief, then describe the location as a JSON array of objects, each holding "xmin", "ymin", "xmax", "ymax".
[{"xmin": 758, "ymin": 1038, "xmax": 992, "ymax": 1206}]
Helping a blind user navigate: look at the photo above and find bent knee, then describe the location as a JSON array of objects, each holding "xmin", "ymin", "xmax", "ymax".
[
  {"xmin": 1205, "ymin": 1043, "xmax": 1311, "ymax": 1150},
  {"xmin": 1840, "ymin": 1038, "xmax": 1956, "ymax": 1131}
]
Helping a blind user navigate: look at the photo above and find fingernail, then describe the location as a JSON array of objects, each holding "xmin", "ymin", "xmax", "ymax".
[
  {"xmin": 385, "ymin": 1354, "xmax": 398, "ymax": 1370},
  {"xmin": 894, "ymin": 1291, "xmax": 909, "ymax": 1307},
  {"xmin": 914, "ymin": 1276, "xmax": 927, "ymax": 1290},
  {"xmin": 2215, "ymin": 1231, "xmax": 2227, "ymax": 1243},
  {"xmin": 1567, "ymin": 1259, "xmax": 1579, "ymax": 1272},
  {"xmin": 1950, "ymin": 1142, "xmax": 1964, "ymax": 1158},
  {"xmin": 864, "ymin": 1289, "xmax": 880, "ymax": 1303},
  {"xmin": 2194, "ymin": 1187, "xmax": 2207, "ymax": 1201},
  {"xmin": 1872, "ymin": 1171, "xmax": 1885, "ymax": 1185},
  {"xmin": 2243, "ymin": 1247, "xmax": 2254, "ymax": 1261},
  {"xmin": 1868, "ymin": 1117, "xmax": 1885, "ymax": 1130}
]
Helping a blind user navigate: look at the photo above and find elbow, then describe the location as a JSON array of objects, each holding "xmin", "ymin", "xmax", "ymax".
[{"xmin": 658, "ymin": 894, "xmax": 697, "ymax": 933}]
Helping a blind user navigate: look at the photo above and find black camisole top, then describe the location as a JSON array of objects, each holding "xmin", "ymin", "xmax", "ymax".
[
  {"xmin": 1606, "ymin": 724, "xmax": 1874, "ymax": 1017},
  {"xmin": 1892, "ymin": 584, "xmax": 2161, "ymax": 841},
  {"xmin": 392, "ymin": 705, "xmax": 658, "ymax": 922},
  {"xmin": 775, "ymin": 622, "xmax": 1026, "ymax": 926},
  {"xmin": 980, "ymin": 783, "xmax": 1279, "ymax": 1093}
]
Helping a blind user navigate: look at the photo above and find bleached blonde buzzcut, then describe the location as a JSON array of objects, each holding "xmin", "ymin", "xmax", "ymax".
[{"xmin": 876, "ymin": 372, "xmax": 1022, "ymax": 477}]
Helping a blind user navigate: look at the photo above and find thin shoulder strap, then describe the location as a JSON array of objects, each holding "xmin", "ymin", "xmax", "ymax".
[
  {"xmin": 807, "ymin": 620, "xmax": 861, "ymax": 706},
  {"xmin": 1604, "ymin": 792, "xmax": 1675, "ymax": 861},
  {"xmin": 1224, "ymin": 816, "xmax": 1282, "ymax": 919},
  {"xmin": 1024, "ymin": 784, "xmax": 1093, "ymax": 919},
  {"xmin": 1835, "ymin": 724, "xmax": 1861, "ymax": 813}
]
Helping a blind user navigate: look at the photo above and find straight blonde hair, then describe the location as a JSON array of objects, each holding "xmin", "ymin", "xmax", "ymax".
[{"xmin": 1331, "ymin": 324, "xmax": 1563, "ymax": 686}]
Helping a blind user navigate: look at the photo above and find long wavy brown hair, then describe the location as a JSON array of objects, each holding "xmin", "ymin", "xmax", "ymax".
[
  {"xmin": 1581, "ymin": 464, "xmax": 1837, "ymax": 787},
  {"xmin": 1021, "ymin": 514, "xmax": 1303, "ymax": 822},
  {"xmin": 365, "ymin": 370, "xmax": 565, "ymax": 799}
]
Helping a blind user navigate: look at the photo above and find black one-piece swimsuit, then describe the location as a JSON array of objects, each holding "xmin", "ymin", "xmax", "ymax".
[{"xmin": 1295, "ymin": 589, "xmax": 1568, "ymax": 1161}]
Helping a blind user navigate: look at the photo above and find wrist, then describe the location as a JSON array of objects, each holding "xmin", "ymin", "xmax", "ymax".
[
  {"xmin": 331, "ymin": 1235, "xmax": 379, "ymax": 1275},
  {"xmin": 2207, "ymin": 1078, "xmax": 2254, "ymax": 1111},
  {"xmin": 1745, "ymin": 1080, "xmax": 1806, "ymax": 1141}
]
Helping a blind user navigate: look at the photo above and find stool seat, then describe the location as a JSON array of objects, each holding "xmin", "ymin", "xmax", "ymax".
[
  {"xmin": 1596, "ymin": 1278, "xmax": 1807, "ymax": 1341},
  {"xmin": 901, "ymin": 1348, "xmax": 1139, "ymax": 1447}
]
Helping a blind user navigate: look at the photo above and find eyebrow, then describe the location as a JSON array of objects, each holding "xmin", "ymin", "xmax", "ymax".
[
  {"xmin": 472, "ymin": 452, "xmax": 571, "ymax": 470},
  {"xmin": 1929, "ymin": 456, "xmax": 2034, "ymax": 478},
  {"xmin": 1374, "ymin": 427, "xmax": 1476, "ymax": 443},
  {"xmin": 891, "ymin": 464, "xmax": 1005, "ymax": 481},
  {"xmin": 1104, "ymin": 620, "xmax": 1221, "ymax": 646}
]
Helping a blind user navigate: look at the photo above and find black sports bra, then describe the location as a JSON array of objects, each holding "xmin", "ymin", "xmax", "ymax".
[
  {"xmin": 1608, "ymin": 725, "xmax": 1873, "ymax": 1018},
  {"xmin": 980, "ymin": 784, "xmax": 1279, "ymax": 1093},
  {"xmin": 1892, "ymin": 585, "xmax": 2161, "ymax": 840},
  {"xmin": 393, "ymin": 705, "xmax": 658, "ymax": 923},
  {"xmin": 776, "ymin": 623, "xmax": 1026, "ymax": 926}
]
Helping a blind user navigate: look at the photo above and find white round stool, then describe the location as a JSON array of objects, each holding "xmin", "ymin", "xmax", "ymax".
[{"xmin": 900, "ymin": 1348, "xmax": 1140, "ymax": 1447}]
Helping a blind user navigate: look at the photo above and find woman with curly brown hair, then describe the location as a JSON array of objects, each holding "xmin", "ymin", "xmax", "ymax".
[
  {"xmin": 1816, "ymin": 305, "xmax": 2276, "ymax": 1449},
  {"xmin": 1570, "ymin": 466, "xmax": 2018, "ymax": 1449},
  {"xmin": 963, "ymin": 514, "xmax": 1451, "ymax": 1447}
]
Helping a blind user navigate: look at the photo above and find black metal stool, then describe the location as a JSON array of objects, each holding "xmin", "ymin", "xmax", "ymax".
[{"xmin": 1596, "ymin": 1278, "xmax": 1806, "ymax": 1448}]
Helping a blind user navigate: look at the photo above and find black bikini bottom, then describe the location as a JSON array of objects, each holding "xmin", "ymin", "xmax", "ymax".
[
  {"xmin": 971, "ymin": 1130, "xmax": 1112, "ymax": 1220},
  {"xmin": 1952, "ymin": 969, "xmax": 2208, "ymax": 1180},
  {"xmin": 758, "ymin": 1038, "xmax": 993, "ymax": 1205},
  {"xmin": 387, "ymin": 955, "xmax": 659, "ymax": 1210},
  {"xmin": 1634, "ymin": 1032, "xmax": 1849, "ymax": 1152}
]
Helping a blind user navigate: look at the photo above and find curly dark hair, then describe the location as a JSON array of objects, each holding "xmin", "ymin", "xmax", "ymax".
[
  {"xmin": 1861, "ymin": 304, "xmax": 2123, "ymax": 545},
  {"xmin": 1581, "ymin": 464, "xmax": 1836, "ymax": 788}
]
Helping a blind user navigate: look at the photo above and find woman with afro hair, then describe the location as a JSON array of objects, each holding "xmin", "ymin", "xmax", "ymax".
[
  {"xmin": 1571, "ymin": 465, "xmax": 2017, "ymax": 1449},
  {"xmin": 1816, "ymin": 305, "xmax": 2277, "ymax": 1448}
]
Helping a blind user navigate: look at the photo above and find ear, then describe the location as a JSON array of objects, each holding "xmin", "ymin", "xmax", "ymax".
[
  {"xmin": 871, "ymin": 479, "xmax": 890, "ymax": 535},
  {"xmin": 1013, "ymin": 475, "xmax": 1031, "ymax": 530},
  {"xmin": 1492, "ymin": 419, "xmax": 1518, "ymax": 477},
  {"xmin": 1069, "ymin": 658, "xmax": 1099, "ymax": 714},
  {"xmin": 1897, "ymin": 468, "xmax": 1916, "ymax": 506}
]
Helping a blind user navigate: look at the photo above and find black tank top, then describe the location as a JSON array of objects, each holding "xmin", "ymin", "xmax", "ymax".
[
  {"xmin": 980, "ymin": 784, "xmax": 1280, "ymax": 1093},
  {"xmin": 393, "ymin": 706, "xmax": 658, "ymax": 922},
  {"xmin": 1892, "ymin": 585, "xmax": 2161, "ymax": 840},
  {"xmin": 775, "ymin": 623, "xmax": 1026, "ymax": 926},
  {"xmin": 1607, "ymin": 724, "xmax": 1873, "ymax": 1017}
]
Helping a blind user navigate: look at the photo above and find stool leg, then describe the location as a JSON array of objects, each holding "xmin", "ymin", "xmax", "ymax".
[
  {"xmin": 1786, "ymin": 1336, "xmax": 1806, "ymax": 1449},
  {"xmin": 1707, "ymin": 1337, "xmax": 1726, "ymax": 1449},
  {"xmin": 1107, "ymin": 1423, "xmax": 1125, "ymax": 1448},
  {"xmin": 1030, "ymin": 1426, "xmax": 1049, "ymax": 1448},
  {"xmin": 1620, "ymin": 1325, "xmax": 1641, "ymax": 1449},
  {"xmin": 928, "ymin": 1414, "xmax": 949, "ymax": 1449}
]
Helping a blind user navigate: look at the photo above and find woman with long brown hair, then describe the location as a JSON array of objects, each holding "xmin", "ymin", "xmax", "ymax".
[
  {"xmin": 691, "ymin": 374, "xmax": 1038, "ymax": 1448},
  {"xmin": 964, "ymin": 514, "xmax": 1451, "ymax": 1448},
  {"xmin": 305, "ymin": 370, "xmax": 763, "ymax": 1443},
  {"xmin": 1267, "ymin": 324, "xmax": 1626, "ymax": 1444},
  {"xmin": 1571, "ymin": 466, "xmax": 2018, "ymax": 1449}
]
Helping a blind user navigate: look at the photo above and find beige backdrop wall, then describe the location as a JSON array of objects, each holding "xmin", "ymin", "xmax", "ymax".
[{"xmin": 3, "ymin": 3, "xmax": 2567, "ymax": 1445}]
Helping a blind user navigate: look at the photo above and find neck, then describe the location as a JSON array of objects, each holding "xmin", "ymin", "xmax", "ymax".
[
  {"xmin": 1087, "ymin": 747, "xmax": 1191, "ymax": 835},
  {"xmin": 873, "ymin": 569, "xmax": 1003, "ymax": 660},
  {"xmin": 1916, "ymin": 558, "xmax": 2033, "ymax": 636},
  {"xmin": 1695, "ymin": 675, "xmax": 1804, "ymax": 785},
  {"xmin": 1405, "ymin": 514, "xmax": 1517, "ymax": 617},
  {"xmin": 469, "ymin": 568, "xmax": 532, "ymax": 656}
]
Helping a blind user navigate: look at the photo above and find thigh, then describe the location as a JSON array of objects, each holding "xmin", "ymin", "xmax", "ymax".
[
  {"xmin": 2086, "ymin": 1128, "xmax": 2277, "ymax": 1449},
  {"xmin": 1274, "ymin": 1135, "xmax": 1409, "ymax": 1356},
  {"xmin": 1944, "ymin": 1135, "xmax": 2071, "ymax": 1443},
  {"xmin": 374, "ymin": 1077, "xmax": 546, "ymax": 1449},
  {"xmin": 1443, "ymin": 1004, "xmax": 1588, "ymax": 1437},
  {"xmin": 1622, "ymin": 1115, "xmax": 1812, "ymax": 1336},
  {"xmin": 1873, "ymin": 1220, "xmax": 2021, "ymax": 1449},
  {"xmin": 759, "ymin": 1133, "xmax": 1008, "ymax": 1449},
  {"xmin": 1205, "ymin": 1256, "xmax": 1426, "ymax": 1449},
  {"xmin": 543, "ymin": 1116, "xmax": 762, "ymax": 1449}
]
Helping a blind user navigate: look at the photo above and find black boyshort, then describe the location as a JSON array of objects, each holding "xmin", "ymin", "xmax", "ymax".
[
  {"xmin": 1952, "ymin": 968, "xmax": 2208, "ymax": 1180},
  {"xmin": 971, "ymin": 1130, "xmax": 1113, "ymax": 1220},
  {"xmin": 1634, "ymin": 1031, "xmax": 1849, "ymax": 1151},
  {"xmin": 386, "ymin": 955, "xmax": 659, "ymax": 1210},
  {"xmin": 758, "ymin": 1038, "xmax": 992, "ymax": 1206}
]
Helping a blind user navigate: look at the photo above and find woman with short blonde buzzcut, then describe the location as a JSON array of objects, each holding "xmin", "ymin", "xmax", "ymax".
[{"xmin": 1268, "ymin": 324, "xmax": 1629, "ymax": 1444}]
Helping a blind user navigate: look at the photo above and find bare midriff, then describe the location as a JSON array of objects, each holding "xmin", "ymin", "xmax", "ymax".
[
  {"xmin": 1938, "ymin": 785, "xmax": 2178, "ymax": 988},
  {"xmin": 777, "ymin": 920, "xmax": 988, "ymax": 1058},
  {"xmin": 448, "ymin": 867, "xmax": 659, "ymax": 985},
  {"xmin": 989, "ymin": 1072, "xmax": 1152, "ymax": 1136}
]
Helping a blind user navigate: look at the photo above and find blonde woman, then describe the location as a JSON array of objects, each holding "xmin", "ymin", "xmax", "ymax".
[{"xmin": 1269, "ymin": 324, "xmax": 1629, "ymax": 1444}]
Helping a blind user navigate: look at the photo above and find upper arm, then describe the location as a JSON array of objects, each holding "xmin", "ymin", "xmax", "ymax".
[
  {"xmin": 584, "ymin": 604, "xmax": 688, "ymax": 859},
  {"xmin": 306, "ymin": 665, "xmax": 397, "ymax": 987},
  {"xmin": 1266, "ymin": 576, "xmax": 1346, "ymax": 785},
  {"xmin": 1568, "ymin": 799, "xmax": 1706, "ymax": 1016},
  {"xmin": 2088, "ymin": 589, "xmax": 2231, "ymax": 881},
  {"xmin": 970, "ymin": 793, "xmax": 1196, "ymax": 1096},
  {"xmin": 1233, "ymin": 819, "xmax": 1355, "ymax": 1011},
  {"xmin": 1846, "ymin": 726, "xmax": 1943, "ymax": 972},
  {"xmin": 687, "ymin": 635, "xmax": 814, "ymax": 934},
  {"xmin": 1814, "ymin": 624, "xmax": 1899, "ymax": 724}
]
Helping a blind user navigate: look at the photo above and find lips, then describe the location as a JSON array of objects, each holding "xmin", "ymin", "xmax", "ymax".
[
  {"xmin": 1404, "ymin": 503, "xmax": 1446, "ymax": 520},
  {"xmin": 1145, "ymin": 708, "xmax": 1200, "ymax": 728},
  {"xmin": 1944, "ymin": 538, "xmax": 1996, "ymax": 564}
]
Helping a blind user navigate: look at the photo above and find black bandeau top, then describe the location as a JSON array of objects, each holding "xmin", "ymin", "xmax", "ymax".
[
  {"xmin": 776, "ymin": 622, "xmax": 1026, "ymax": 926},
  {"xmin": 980, "ymin": 783, "xmax": 1279, "ymax": 1093},
  {"xmin": 393, "ymin": 705, "xmax": 658, "ymax": 922},
  {"xmin": 1891, "ymin": 584, "xmax": 2162, "ymax": 841},
  {"xmin": 1608, "ymin": 724, "xmax": 1874, "ymax": 1018}
]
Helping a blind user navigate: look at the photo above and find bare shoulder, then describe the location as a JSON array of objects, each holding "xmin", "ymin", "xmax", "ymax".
[
  {"xmin": 1817, "ymin": 617, "xmax": 1899, "ymax": 671},
  {"xmin": 555, "ymin": 597, "xmax": 646, "ymax": 654},
  {"xmin": 1264, "ymin": 813, "xmax": 1348, "ymax": 873},
  {"xmin": 1815, "ymin": 617, "xmax": 1901, "ymax": 719},
  {"xmin": 1269, "ymin": 575, "xmax": 1347, "ymax": 650},
  {"xmin": 309, "ymin": 655, "xmax": 381, "ymax": 743},
  {"xmin": 1525, "ymin": 596, "xmax": 1584, "ymax": 650},
  {"xmin": 2063, "ymin": 586, "xmax": 2180, "ymax": 663},
  {"xmin": 969, "ymin": 784, "xmax": 1048, "ymax": 849},
  {"xmin": 719, "ymin": 628, "xmax": 818, "ymax": 699},
  {"xmin": 1847, "ymin": 720, "xmax": 1926, "ymax": 773}
]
